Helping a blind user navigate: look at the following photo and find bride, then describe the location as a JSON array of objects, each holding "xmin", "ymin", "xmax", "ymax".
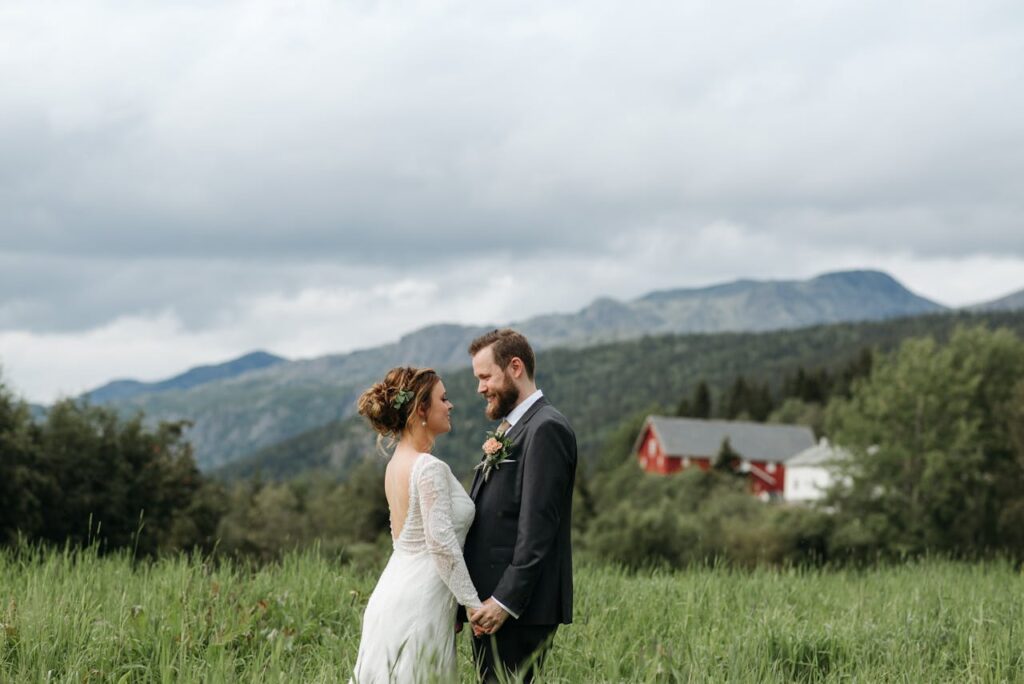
[{"xmin": 351, "ymin": 366, "xmax": 482, "ymax": 683}]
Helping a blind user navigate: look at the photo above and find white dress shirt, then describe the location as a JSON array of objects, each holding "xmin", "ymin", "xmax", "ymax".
[{"xmin": 504, "ymin": 389, "xmax": 544, "ymax": 430}]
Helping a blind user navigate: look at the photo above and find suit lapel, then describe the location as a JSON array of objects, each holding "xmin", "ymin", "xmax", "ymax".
[
  {"xmin": 471, "ymin": 397, "xmax": 549, "ymax": 501},
  {"xmin": 469, "ymin": 466, "xmax": 485, "ymax": 500},
  {"xmin": 502, "ymin": 396, "xmax": 547, "ymax": 443}
]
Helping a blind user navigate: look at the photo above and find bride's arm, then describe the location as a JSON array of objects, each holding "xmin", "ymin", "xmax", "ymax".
[{"xmin": 417, "ymin": 459, "xmax": 483, "ymax": 611}]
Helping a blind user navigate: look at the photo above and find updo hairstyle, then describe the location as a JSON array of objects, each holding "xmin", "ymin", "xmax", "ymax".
[{"xmin": 357, "ymin": 366, "xmax": 440, "ymax": 440}]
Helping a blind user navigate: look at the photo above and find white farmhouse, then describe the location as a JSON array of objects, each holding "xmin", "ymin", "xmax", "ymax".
[{"xmin": 783, "ymin": 438, "xmax": 850, "ymax": 503}]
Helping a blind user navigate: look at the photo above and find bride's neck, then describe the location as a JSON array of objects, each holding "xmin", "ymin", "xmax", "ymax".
[{"xmin": 397, "ymin": 428, "xmax": 433, "ymax": 455}]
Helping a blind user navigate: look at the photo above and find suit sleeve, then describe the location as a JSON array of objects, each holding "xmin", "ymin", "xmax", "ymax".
[{"xmin": 491, "ymin": 417, "xmax": 576, "ymax": 617}]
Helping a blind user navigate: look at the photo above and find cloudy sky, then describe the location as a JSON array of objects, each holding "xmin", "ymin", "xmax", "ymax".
[{"xmin": 2, "ymin": 0, "xmax": 1023, "ymax": 403}]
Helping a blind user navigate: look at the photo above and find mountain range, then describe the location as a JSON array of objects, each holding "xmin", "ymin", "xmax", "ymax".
[
  {"xmin": 86, "ymin": 351, "xmax": 286, "ymax": 403},
  {"xmin": 79, "ymin": 270, "xmax": 1021, "ymax": 470},
  {"xmin": 221, "ymin": 308, "xmax": 1024, "ymax": 483},
  {"xmin": 970, "ymin": 288, "xmax": 1024, "ymax": 312}
]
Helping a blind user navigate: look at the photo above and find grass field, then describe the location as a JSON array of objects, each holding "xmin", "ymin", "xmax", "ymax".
[{"xmin": 0, "ymin": 547, "xmax": 1022, "ymax": 682}]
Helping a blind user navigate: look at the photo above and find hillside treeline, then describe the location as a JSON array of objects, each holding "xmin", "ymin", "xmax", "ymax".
[
  {"xmin": 585, "ymin": 325, "xmax": 1024, "ymax": 566},
  {"xmin": 2, "ymin": 320, "xmax": 1024, "ymax": 567},
  {"xmin": 223, "ymin": 310, "xmax": 1024, "ymax": 483},
  {"xmin": 0, "ymin": 375, "xmax": 392, "ymax": 562},
  {"xmin": 0, "ymin": 393, "xmax": 220, "ymax": 554}
]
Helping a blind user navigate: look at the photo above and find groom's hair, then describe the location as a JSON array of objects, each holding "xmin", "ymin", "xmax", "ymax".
[{"xmin": 468, "ymin": 329, "xmax": 536, "ymax": 380}]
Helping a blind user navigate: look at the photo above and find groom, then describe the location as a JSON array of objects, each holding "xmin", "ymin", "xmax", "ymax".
[{"xmin": 461, "ymin": 329, "xmax": 577, "ymax": 682}]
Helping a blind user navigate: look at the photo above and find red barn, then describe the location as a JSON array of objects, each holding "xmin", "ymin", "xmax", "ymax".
[{"xmin": 633, "ymin": 416, "xmax": 816, "ymax": 499}]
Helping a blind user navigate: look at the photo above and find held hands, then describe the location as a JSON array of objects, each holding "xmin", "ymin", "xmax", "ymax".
[{"xmin": 469, "ymin": 597, "xmax": 510, "ymax": 637}]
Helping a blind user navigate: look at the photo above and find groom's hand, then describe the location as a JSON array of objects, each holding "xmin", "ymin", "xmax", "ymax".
[{"xmin": 470, "ymin": 597, "xmax": 510, "ymax": 635}]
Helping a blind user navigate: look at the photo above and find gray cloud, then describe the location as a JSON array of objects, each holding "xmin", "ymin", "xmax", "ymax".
[
  {"xmin": 1, "ymin": 0, "xmax": 1023, "ymax": 392},
  {"xmin": 3, "ymin": 1, "xmax": 1022, "ymax": 260}
]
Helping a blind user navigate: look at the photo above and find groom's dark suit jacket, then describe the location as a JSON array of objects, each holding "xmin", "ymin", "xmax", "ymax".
[{"xmin": 462, "ymin": 397, "xmax": 577, "ymax": 626}]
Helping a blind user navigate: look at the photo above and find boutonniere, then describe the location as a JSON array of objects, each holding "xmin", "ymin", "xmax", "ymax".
[{"xmin": 476, "ymin": 430, "xmax": 515, "ymax": 482}]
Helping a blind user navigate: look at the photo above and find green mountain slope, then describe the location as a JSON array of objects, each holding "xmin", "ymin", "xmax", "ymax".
[
  {"xmin": 218, "ymin": 309, "xmax": 1024, "ymax": 483},
  {"xmin": 99, "ymin": 324, "xmax": 490, "ymax": 469},
  {"xmin": 98, "ymin": 270, "xmax": 953, "ymax": 470}
]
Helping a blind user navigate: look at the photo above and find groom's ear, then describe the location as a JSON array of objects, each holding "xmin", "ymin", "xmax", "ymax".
[{"xmin": 508, "ymin": 357, "xmax": 525, "ymax": 379}]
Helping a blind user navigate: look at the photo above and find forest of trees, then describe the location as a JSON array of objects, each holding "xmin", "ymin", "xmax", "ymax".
[
  {"xmin": 0, "ymin": 376, "xmax": 392, "ymax": 565},
  {"xmin": 0, "ymin": 389, "xmax": 221, "ymax": 554},
  {"xmin": 218, "ymin": 311, "xmax": 1024, "ymax": 484},
  {"xmin": 675, "ymin": 346, "xmax": 874, "ymax": 431},
  {"xmin": 583, "ymin": 325, "xmax": 1024, "ymax": 566},
  {"xmin": 2, "ymin": 321, "xmax": 1023, "ymax": 569}
]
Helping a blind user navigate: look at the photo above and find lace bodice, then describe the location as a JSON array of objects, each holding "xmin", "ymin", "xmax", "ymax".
[{"xmin": 393, "ymin": 454, "xmax": 482, "ymax": 611}]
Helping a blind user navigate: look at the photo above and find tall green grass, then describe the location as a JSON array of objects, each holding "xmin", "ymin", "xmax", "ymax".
[{"xmin": 1, "ymin": 547, "xmax": 1021, "ymax": 682}]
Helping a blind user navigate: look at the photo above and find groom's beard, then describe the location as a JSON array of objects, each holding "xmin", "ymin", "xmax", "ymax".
[{"xmin": 485, "ymin": 376, "xmax": 520, "ymax": 421}]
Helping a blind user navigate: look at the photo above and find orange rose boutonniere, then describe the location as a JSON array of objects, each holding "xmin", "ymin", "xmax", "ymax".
[{"xmin": 476, "ymin": 430, "xmax": 514, "ymax": 482}]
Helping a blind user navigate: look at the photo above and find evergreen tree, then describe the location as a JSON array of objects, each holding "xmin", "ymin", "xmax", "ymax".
[
  {"xmin": 721, "ymin": 377, "xmax": 750, "ymax": 419},
  {"xmin": 0, "ymin": 375, "xmax": 45, "ymax": 543},
  {"xmin": 782, "ymin": 366, "xmax": 831, "ymax": 404},
  {"xmin": 722, "ymin": 376, "xmax": 774, "ymax": 421},
  {"xmin": 677, "ymin": 380, "xmax": 712, "ymax": 419},
  {"xmin": 747, "ymin": 381, "xmax": 775, "ymax": 421},
  {"xmin": 675, "ymin": 398, "xmax": 692, "ymax": 417},
  {"xmin": 835, "ymin": 347, "xmax": 874, "ymax": 397},
  {"xmin": 713, "ymin": 437, "xmax": 742, "ymax": 473},
  {"xmin": 692, "ymin": 381, "xmax": 712, "ymax": 419}
]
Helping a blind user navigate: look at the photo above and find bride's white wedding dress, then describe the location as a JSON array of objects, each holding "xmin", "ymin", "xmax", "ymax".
[{"xmin": 352, "ymin": 453, "xmax": 482, "ymax": 683}]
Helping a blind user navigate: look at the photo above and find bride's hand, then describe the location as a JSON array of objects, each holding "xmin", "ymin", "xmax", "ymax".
[
  {"xmin": 467, "ymin": 606, "xmax": 488, "ymax": 636},
  {"xmin": 466, "ymin": 607, "xmax": 482, "ymax": 635}
]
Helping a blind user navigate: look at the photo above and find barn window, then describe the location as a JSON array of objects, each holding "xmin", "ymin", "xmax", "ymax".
[
  {"xmin": 766, "ymin": 462, "xmax": 777, "ymax": 473},
  {"xmin": 647, "ymin": 439, "xmax": 657, "ymax": 456}
]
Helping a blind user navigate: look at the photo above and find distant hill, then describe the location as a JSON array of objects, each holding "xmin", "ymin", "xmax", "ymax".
[
  {"xmin": 90, "ymin": 269, "xmax": 951, "ymax": 470},
  {"xmin": 29, "ymin": 403, "xmax": 48, "ymax": 422},
  {"xmin": 970, "ymin": 288, "xmax": 1024, "ymax": 312},
  {"xmin": 85, "ymin": 351, "xmax": 287, "ymax": 403},
  {"xmin": 522, "ymin": 270, "xmax": 943, "ymax": 346},
  {"xmin": 218, "ymin": 309, "xmax": 1024, "ymax": 483},
  {"xmin": 89, "ymin": 325, "xmax": 493, "ymax": 469}
]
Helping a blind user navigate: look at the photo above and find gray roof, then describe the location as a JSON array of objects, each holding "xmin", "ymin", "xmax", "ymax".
[
  {"xmin": 645, "ymin": 416, "xmax": 816, "ymax": 463},
  {"xmin": 787, "ymin": 438, "xmax": 851, "ymax": 467}
]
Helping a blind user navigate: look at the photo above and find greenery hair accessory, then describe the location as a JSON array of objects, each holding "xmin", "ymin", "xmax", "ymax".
[{"xmin": 392, "ymin": 389, "xmax": 414, "ymax": 410}]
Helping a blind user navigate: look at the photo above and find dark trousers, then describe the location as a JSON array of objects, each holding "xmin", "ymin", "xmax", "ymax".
[{"xmin": 471, "ymin": 624, "xmax": 557, "ymax": 683}]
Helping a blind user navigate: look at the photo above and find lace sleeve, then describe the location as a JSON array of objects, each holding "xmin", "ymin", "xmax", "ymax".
[{"xmin": 416, "ymin": 459, "xmax": 483, "ymax": 611}]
